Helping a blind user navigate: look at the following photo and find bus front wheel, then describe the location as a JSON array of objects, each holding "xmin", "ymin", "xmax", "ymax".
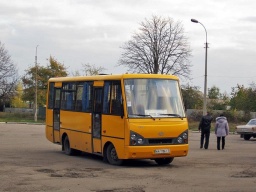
[
  {"xmin": 106, "ymin": 143, "xmax": 123, "ymax": 165},
  {"xmin": 63, "ymin": 136, "xmax": 75, "ymax": 156},
  {"xmin": 154, "ymin": 158, "xmax": 174, "ymax": 165}
]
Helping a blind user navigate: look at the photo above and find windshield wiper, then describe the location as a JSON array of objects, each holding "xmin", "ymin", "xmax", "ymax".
[
  {"xmin": 132, "ymin": 114, "xmax": 156, "ymax": 120},
  {"xmin": 159, "ymin": 113, "xmax": 183, "ymax": 119}
]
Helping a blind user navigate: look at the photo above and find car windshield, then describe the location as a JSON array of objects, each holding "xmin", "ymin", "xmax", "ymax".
[
  {"xmin": 124, "ymin": 78, "xmax": 185, "ymax": 118},
  {"xmin": 247, "ymin": 119, "xmax": 256, "ymax": 125}
]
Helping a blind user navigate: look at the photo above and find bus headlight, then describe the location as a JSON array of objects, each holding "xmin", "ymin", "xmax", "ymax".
[
  {"xmin": 130, "ymin": 131, "xmax": 145, "ymax": 146},
  {"xmin": 182, "ymin": 132, "xmax": 188, "ymax": 140},
  {"xmin": 177, "ymin": 136, "xmax": 183, "ymax": 143},
  {"xmin": 176, "ymin": 130, "xmax": 188, "ymax": 144}
]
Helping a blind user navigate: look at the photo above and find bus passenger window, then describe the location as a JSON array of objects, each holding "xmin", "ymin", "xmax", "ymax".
[
  {"xmin": 94, "ymin": 88, "xmax": 102, "ymax": 113},
  {"xmin": 103, "ymin": 81, "xmax": 122, "ymax": 115},
  {"xmin": 75, "ymin": 84, "xmax": 83, "ymax": 111},
  {"xmin": 61, "ymin": 82, "xmax": 76, "ymax": 111},
  {"xmin": 81, "ymin": 82, "xmax": 93, "ymax": 112}
]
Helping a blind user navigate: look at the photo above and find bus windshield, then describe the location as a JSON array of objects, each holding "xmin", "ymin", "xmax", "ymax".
[{"xmin": 124, "ymin": 78, "xmax": 185, "ymax": 118}]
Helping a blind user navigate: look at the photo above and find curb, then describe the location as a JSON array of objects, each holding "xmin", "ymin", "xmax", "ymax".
[{"xmin": 0, "ymin": 122, "xmax": 45, "ymax": 125}]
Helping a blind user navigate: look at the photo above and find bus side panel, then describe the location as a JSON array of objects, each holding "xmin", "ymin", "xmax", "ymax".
[
  {"xmin": 45, "ymin": 109, "xmax": 53, "ymax": 142},
  {"xmin": 60, "ymin": 111, "xmax": 92, "ymax": 151},
  {"xmin": 101, "ymin": 115, "xmax": 125, "ymax": 139},
  {"xmin": 101, "ymin": 136, "xmax": 125, "ymax": 158},
  {"xmin": 92, "ymin": 139, "xmax": 101, "ymax": 153},
  {"xmin": 46, "ymin": 125, "xmax": 53, "ymax": 142},
  {"xmin": 124, "ymin": 119, "xmax": 130, "ymax": 146},
  {"xmin": 60, "ymin": 111, "xmax": 91, "ymax": 133},
  {"xmin": 60, "ymin": 129, "xmax": 92, "ymax": 153},
  {"xmin": 53, "ymin": 130, "xmax": 60, "ymax": 143},
  {"xmin": 68, "ymin": 130, "xmax": 83, "ymax": 150},
  {"xmin": 82, "ymin": 133, "xmax": 92, "ymax": 153},
  {"xmin": 101, "ymin": 115, "xmax": 125, "ymax": 158},
  {"xmin": 69, "ymin": 131, "xmax": 92, "ymax": 153},
  {"xmin": 60, "ymin": 129, "xmax": 71, "ymax": 145}
]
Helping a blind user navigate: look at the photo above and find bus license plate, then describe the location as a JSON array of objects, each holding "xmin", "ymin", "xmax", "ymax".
[{"xmin": 154, "ymin": 149, "xmax": 170, "ymax": 154}]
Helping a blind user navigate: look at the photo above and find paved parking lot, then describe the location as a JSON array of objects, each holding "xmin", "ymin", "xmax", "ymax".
[{"xmin": 0, "ymin": 123, "xmax": 255, "ymax": 192}]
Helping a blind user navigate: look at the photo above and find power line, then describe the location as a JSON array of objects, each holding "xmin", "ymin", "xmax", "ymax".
[{"xmin": 191, "ymin": 75, "xmax": 256, "ymax": 80}]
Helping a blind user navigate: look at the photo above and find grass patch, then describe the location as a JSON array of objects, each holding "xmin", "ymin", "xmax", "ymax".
[{"xmin": 0, "ymin": 112, "xmax": 45, "ymax": 123}]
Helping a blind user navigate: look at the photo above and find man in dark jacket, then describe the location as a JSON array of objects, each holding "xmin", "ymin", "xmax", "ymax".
[{"xmin": 198, "ymin": 112, "xmax": 213, "ymax": 149}]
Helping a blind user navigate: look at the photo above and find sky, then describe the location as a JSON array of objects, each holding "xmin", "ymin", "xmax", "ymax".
[{"xmin": 1, "ymin": 0, "xmax": 256, "ymax": 95}]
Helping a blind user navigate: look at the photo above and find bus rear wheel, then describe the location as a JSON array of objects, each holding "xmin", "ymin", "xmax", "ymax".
[
  {"xmin": 63, "ymin": 136, "xmax": 75, "ymax": 156},
  {"xmin": 106, "ymin": 143, "xmax": 123, "ymax": 165},
  {"xmin": 154, "ymin": 158, "xmax": 174, "ymax": 165}
]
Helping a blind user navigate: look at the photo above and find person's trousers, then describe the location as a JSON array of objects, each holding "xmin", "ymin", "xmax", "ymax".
[
  {"xmin": 217, "ymin": 136, "xmax": 226, "ymax": 150},
  {"xmin": 200, "ymin": 130, "xmax": 210, "ymax": 149}
]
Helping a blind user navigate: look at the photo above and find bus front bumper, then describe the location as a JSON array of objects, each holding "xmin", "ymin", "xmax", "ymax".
[{"xmin": 123, "ymin": 144, "xmax": 189, "ymax": 159}]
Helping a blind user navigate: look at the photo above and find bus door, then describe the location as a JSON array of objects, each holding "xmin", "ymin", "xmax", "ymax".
[
  {"xmin": 53, "ymin": 88, "xmax": 61, "ymax": 143},
  {"xmin": 92, "ymin": 86, "xmax": 103, "ymax": 153}
]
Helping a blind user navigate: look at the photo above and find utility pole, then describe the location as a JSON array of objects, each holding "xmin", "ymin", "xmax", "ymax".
[
  {"xmin": 191, "ymin": 19, "xmax": 208, "ymax": 115},
  {"xmin": 34, "ymin": 45, "xmax": 39, "ymax": 122}
]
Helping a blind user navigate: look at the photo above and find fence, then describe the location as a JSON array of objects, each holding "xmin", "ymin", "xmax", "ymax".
[
  {"xmin": 186, "ymin": 109, "xmax": 256, "ymax": 121},
  {"xmin": 4, "ymin": 107, "xmax": 46, "ymax": 118}
]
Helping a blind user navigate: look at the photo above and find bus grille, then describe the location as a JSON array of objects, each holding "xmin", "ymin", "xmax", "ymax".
[{"xmin": 148, "ymin": 138, "xmax": 173, "ymax": 145}]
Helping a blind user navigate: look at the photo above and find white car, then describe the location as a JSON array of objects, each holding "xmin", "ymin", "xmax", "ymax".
[{"xmin": 236, "ymin": 119, "xmax": 256, "ymax": 140}]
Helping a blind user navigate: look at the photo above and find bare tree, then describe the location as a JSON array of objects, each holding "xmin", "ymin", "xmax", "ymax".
[
  {"xmin": 82, "ymin": 63, "xmax": 106, "ymax": 76},
  {"xmin": 0, "ymin": 41, "xmax": 18, "ymax": 109},
  {"xmin": 119, "ymin": 15, "xmax": 192, "ymax": 78}
]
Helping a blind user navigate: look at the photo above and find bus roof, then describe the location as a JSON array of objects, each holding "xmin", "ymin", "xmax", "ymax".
[{"xmin": 48, "ymin": 73, "xmax": 179, "ymax": 82}]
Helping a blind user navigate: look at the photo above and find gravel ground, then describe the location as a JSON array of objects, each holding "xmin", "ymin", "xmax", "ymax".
[{"xmin": 0, "ymin": 123, "xmax": 255, "ymax": 192}]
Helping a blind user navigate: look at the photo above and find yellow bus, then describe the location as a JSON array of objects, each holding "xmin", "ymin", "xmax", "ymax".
[{"xmin": 45, "ymin": 74, "xmax": 188, "ymax": 165}]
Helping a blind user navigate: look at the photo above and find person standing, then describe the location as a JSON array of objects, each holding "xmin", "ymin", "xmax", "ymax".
[
  {"xmin": 198, "ymin": 112, "xmax": 213, "ymax": 149},
  {"xmin": 215, "ymin": 114, "xmax": 229, "ymax": 150}
]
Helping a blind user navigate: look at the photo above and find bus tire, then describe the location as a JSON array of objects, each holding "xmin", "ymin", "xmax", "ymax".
[
  {"xmin": 154, "ymin": 158, "xmax": 174, "ymax": 165},
  {"xmin": 106, "ymin": 143, "xmax": 123, "ymax": 166},
  {"xmin": 63, "ymin": 136, "xmax": 75, "ymax": 156}
]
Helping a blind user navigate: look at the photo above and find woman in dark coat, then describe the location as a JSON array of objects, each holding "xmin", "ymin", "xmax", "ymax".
[{"xmin": 215, "ymin": 114, "xmax": 229, "ymax": 150}]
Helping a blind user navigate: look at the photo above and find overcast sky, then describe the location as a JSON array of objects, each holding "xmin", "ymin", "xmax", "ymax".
[{"xmin": 1, "ymin": 0, "xmax": 256, "ymax": 95}]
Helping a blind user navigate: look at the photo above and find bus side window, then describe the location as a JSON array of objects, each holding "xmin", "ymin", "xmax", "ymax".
[
  {"xmin": 112, "ymin": 82, "xmax": 122, "ymax": 115},
  {"xmin": 75, "ymin": 84, "xmax": 83, "ymax": 111},
  {"xmin": 111, "ymin": 99, "xmax": 121, "ymax": 114},
  {"xmin": 66, "ymin": 92, "xmax": 74, "ymax": 110},
  {"xmin": 61, "ymin": 83, "xmax": 76, "ymax": 111},
  {"xmin": 103, "ymin": 81, "xmax": 122, "ymax": 115},
  {"xmin": 103, "ymin": 82, "xmax": 111, "ymax": 114},
  {"xmin": 81, "ymin": 82, "xmax": 93, "ymax": 112},
  {"xmin": 94, "ymin": 88, "xmax": 103, "ymax": 113}
]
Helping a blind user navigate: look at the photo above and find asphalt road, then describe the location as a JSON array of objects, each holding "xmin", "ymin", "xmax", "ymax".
[{"xmin": 0, "ymin": 123, "xmax": 255, "ymax": 192}]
